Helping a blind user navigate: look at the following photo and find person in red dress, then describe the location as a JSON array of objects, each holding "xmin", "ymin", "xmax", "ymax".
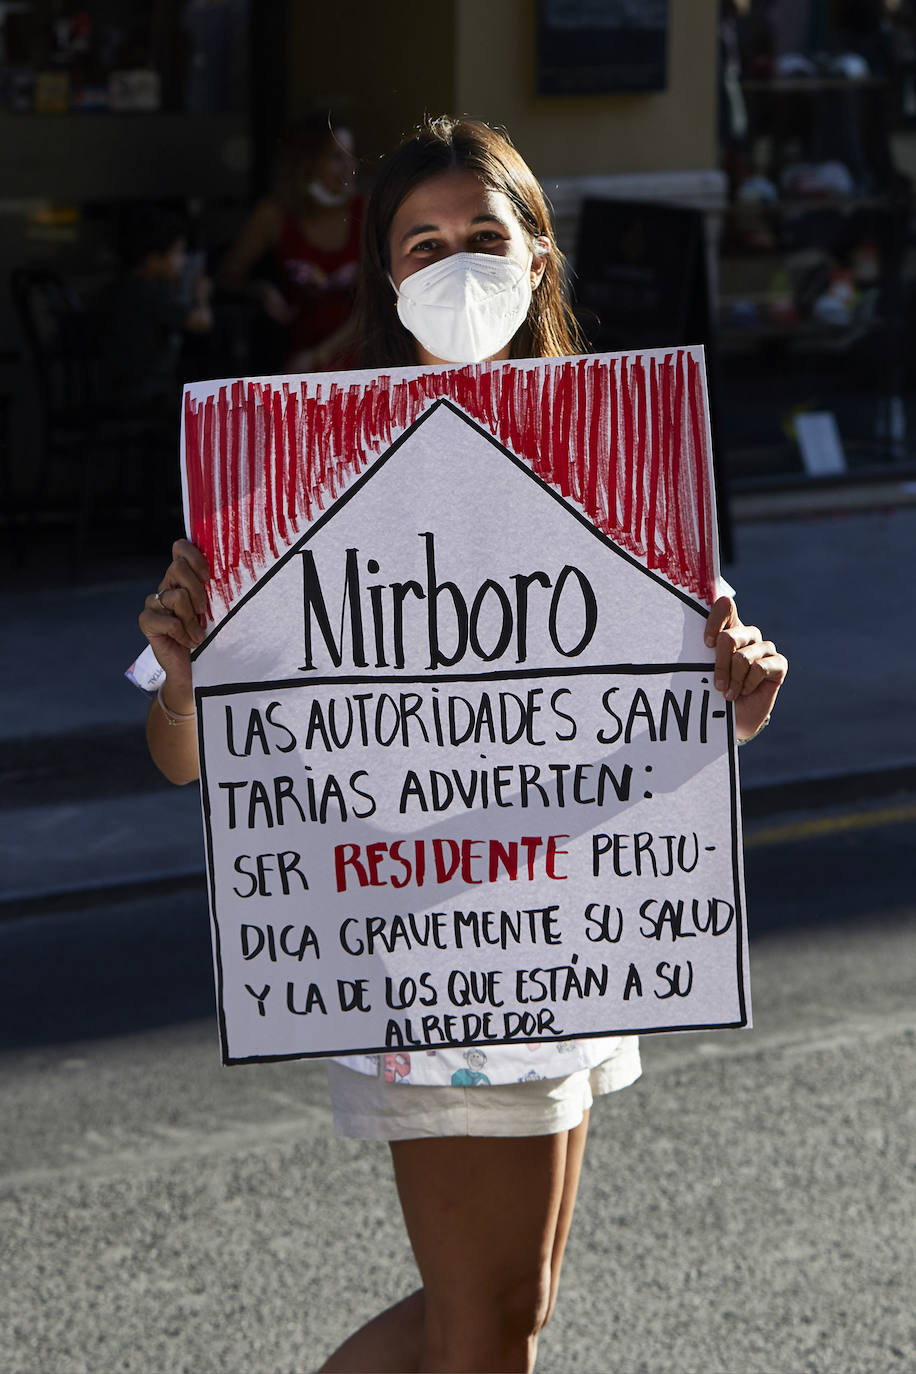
[{"xmin": 220, "ymin": 113, "xmax": 361, "ymax": 372}]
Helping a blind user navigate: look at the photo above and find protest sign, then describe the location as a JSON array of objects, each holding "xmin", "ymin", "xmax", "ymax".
[{"xmin": 183, "ymin": 349, "xmax": 750, "ymax": 1064}]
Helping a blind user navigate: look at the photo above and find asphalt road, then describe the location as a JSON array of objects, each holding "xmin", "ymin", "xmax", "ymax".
[{"xmin": 1, "ymin": 796, "xmax": 914, "ymax": 1374}]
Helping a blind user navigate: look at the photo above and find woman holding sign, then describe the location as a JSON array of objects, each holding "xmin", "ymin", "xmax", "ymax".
[{"xmin": 140, "ymin": 117, "xmax": 786, "ymax": 1373}]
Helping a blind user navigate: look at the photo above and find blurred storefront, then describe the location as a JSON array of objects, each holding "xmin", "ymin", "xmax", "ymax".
[
  {"xmin": 0, "ymin": 0, "xmax": 295, "ymax": 552},
  {"xmin": 293, "ymin": 0, "xmax": 916, "ymax": 494},
  {"xmin": 3, "ymin": 0, "xmax": 914, "ymax": 568},
  {"xmin": 0, "ymin": 0, "xmax": 254, "ymax": 340},
  {"xmin": 717, "ymin": 0, "xmax": 916, "ymax": 491}
]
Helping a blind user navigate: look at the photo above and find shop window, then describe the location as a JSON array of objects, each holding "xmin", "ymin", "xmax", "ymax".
[
  {"xmin": 718, "ymin": 0, "xmax": 916, "ymax": 482},
  {"xmin": 0, "ymin": 0, "xmax": 249, "ymax": 115}
]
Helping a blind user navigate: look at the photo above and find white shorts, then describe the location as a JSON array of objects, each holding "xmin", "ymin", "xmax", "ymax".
[{"xmin": 326, "ymin": 1045, "xmax": 642, "ymax": 1140}]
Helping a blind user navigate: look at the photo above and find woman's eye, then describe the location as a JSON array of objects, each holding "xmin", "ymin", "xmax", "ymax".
[{"xmin": 410, "ymin": 239, "xmax": 439, "ymax": 253}]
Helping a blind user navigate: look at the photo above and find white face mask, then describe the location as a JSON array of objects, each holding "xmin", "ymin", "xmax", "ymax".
[
  {"xmin": 307, "ymin": 178, "xmax": 350, "ymax": 208},
  {"xmin": 392, "ymin": 251, "xmax": 533, "ymax": 363}
]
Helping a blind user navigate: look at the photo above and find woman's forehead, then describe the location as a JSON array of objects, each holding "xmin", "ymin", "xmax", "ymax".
[{"xmin": 390, "ymin": 169, "xmax": 517, "ymax": 238}]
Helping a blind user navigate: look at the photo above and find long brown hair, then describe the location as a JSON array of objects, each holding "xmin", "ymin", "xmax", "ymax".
[{"xmin": 355, "ymin": 116, "xmax": 583, "ymax": 368}]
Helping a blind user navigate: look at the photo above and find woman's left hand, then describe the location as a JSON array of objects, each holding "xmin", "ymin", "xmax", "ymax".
[{"xmin": 705, "ymin": 596, "xmax": 788, "ymax": 743}]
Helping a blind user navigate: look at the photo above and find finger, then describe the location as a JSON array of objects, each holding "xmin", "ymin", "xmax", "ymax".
[
  {"xmin": 724, "ymin": 646, "xmax": 755, "ymax": 700},
  {"xmin": 741, "ymin": 649, "xmax": 788, "ymax": 696},
  {"xmin": 714, "ymin": 624, "xmax": 762, "ymax": 696},
  {"xmin": 139, "ymin": 605, "xmax": 198, "ymax": 651},
  {"xmin": 726, "ymin": 639, "xmax": 778, "ymax": 700},
  {"xmin": 140, "ymin": 599, "xmax": 199, "ymax": 649},
  {"xmin": 157, "ymin": 585, "xmax": 203, "ymax": 643},
  {"xmin": 704, "ymin": 595, "xmax": 738, "ymax": 648},
  {"xmin": 146, "ymin": 586, "xmax": 204, "ymax": 646},
  {"xmin": 161, "ymin": 555, "xmax": 208, "ymax": 618},
  {"xmin": 736, "ymin": 643, "xmax": 781, "ymax": 696},
  {"xmin": 171, "ymin": 539, "xmax": 211, "ymax": 583}
]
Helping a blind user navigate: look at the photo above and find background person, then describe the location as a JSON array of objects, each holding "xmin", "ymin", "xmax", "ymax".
[
  {"xmin": 219, "ymin": 113, "xmax": 361, "ymax": 372},
  {"xmin": 139, "ymin": 117, "xmax": 787, "ymax": 1374},
  {"xmin": 103, "ymin": 207, "xmax": 213, "ymax": 417}
]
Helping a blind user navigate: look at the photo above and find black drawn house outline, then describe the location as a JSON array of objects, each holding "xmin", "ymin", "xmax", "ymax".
[{"xmin": 190, "ymin": 396, "xmax": 746, "ymax": 1064}]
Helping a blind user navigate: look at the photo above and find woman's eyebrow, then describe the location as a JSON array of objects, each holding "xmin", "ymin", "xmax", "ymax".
[
  {"xmin": 399, "ymin": 213, "xmax": 507, "ymax": 246},
  {"xmin": 400, "ymin": 223, "xmax": 439, "ymax": 245}
]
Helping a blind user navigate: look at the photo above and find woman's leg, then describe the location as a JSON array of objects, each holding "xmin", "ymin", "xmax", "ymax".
[
  {"xmin": 544, "ymin": 1110, "xmax": 590, "ymax": 1325},
  {"xmin": 389, "ymin": 1124, "xmax": 586, "ymax": 1373},
  {"xmin": 319, "ymin": 1115, "xmax": 592, "ymax": 1373}
]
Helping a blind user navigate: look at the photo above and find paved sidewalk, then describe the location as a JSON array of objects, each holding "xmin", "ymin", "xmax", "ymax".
[
  {"xmin": 3, "ymin": 502, "xmax": 914, "ymax": 905},
  {"xmin": 723, "ymin": 503, "xmax": 915, "ymax": 791},
  {"xmin": 3, "ymin": 907, "xmax": 914, "ymax": 1374}
]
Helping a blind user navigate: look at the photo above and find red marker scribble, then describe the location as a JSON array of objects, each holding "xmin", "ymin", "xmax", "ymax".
[{"xmin": 182, "ymin": 352, "xmax": 717, "ymax": 622}]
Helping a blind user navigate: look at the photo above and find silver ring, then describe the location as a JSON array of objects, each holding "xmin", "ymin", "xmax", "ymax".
[{"xmin": 154, "ymin": 589, "xmax": 168, "ymax": 608}]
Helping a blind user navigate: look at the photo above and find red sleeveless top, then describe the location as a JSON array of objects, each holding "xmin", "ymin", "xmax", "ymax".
[{"xmin": 275, "ymin": 197, "xmax": 363, "ymax": 357}]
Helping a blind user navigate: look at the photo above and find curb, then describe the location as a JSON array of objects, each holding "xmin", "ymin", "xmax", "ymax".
[
  {"xmin": 1, "ymin": 869, "xmax": 207, "ymax": 924},
  {"xmin": 740, "ymin": 762, "xmax": 916, "ymax": 819}
]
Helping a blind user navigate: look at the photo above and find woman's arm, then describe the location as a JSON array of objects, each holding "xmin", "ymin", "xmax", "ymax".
[
  {"xmin": 218, "ymin": 198, "xmax": 297, "ymax": 326},
  {"xmin": 704, "ymin": 596, "xmax": 788, "ymax": 742},
  {"xmin": 138, "ymin": 539, "xmax": 211, "ymax": 785},
  {"xmin": 219, "ymin": 198, "xmax": 284, "ymax": 289}
]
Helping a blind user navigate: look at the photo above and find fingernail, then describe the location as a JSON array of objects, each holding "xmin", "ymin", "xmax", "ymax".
[
  {"xmin": 715, "ymin": 678, "xmax": 726, "ymax": 692},
  {"xmin": 705, "ymin": 634, "xmax": 714, "ymax": 647}
]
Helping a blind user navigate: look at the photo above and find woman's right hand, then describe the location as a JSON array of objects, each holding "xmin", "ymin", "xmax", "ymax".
[{"xmin": 138, "ymin": 539, "xmax": 211, "ymax": 709}]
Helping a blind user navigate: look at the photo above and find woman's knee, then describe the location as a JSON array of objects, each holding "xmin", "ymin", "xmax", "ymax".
[
  {"xmin": 496, "ymin": 1262, "xmax": 553, "ymax": 1340},
  {"xmin": 425, "ymin": 1261, "xmax": 553, "ymax": 1354}
]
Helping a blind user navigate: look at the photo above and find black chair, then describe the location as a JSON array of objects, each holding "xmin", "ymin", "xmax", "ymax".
[{"xmin": 10, "ymin": 267, "xmax": 174, "ymax": 569}]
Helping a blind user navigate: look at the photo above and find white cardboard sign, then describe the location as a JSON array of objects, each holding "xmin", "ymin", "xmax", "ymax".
[{"xmin": 183, "ymin": 351, "xmax": 750, "ymax": 1063}]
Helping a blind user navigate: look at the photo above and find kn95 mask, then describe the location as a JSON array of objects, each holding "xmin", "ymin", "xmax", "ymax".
[
  {"xmin": 307, "ymin": 178, "xmax": 350, "ymax": 207},
  {"xmin": 392, "ymin": 252, "xmax": 533, "ymax": 362}
]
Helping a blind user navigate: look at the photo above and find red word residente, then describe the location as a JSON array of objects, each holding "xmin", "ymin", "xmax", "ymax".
[{"xmin": 333, "ymin": 835, "xmax": 569, "ymax": 893}]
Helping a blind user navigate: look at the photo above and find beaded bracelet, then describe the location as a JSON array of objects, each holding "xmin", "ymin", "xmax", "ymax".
[{"xmin": 156, "ymin": 683, "xmax": 196, "ymax": 726}]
